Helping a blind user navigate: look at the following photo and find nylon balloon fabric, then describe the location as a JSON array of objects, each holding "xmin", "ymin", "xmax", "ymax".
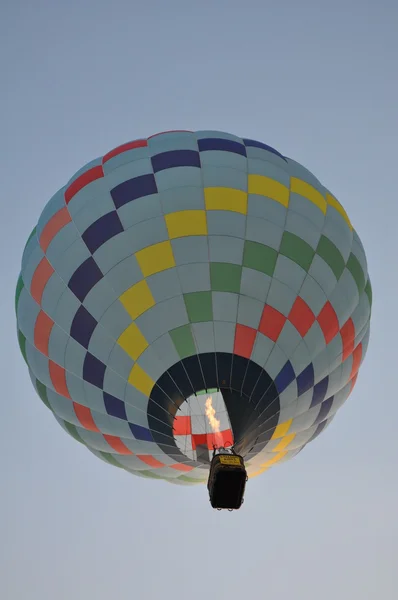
[{"xmin": 15, "ymin": 130, "xmax": 372, "ymax": 485}]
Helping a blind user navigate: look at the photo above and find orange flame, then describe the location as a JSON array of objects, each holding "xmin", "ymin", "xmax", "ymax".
[{"xmin": 205, "ymin": 395, "xmax": 222, "ymax": 446}]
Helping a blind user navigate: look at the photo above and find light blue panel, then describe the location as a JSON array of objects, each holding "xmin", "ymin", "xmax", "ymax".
[
  {"xmin": 148, "ymin": 131, "xmax": 198, "ymax": 152},
  {"xmin": 103, "ymin": 367, "xmax": 127, "ymax": 401},
  {"xmin": 237, "ymin": 295, "xmax": 263, "ymax": 328},
  {"xmin": 88, "ymin": 324, "xmax": 116, "ymax": 364},
  {"xmin": 294, "ymin": 388, "xmax": 314, "ymax": 416},
  {"xmin": 359, "ymin": 324, "xmax": 370, "ymax": 357},
  {"xmin": 322, "ymin": 214, "xmax": 353, "ymax": 261},
  {"xmin": 351, "ymin": 230, "xmax": 368, "ymax": 277},
  {"xmin": 135, "ymin": 296, "xmax": 189, "ymax": 344},
  {"xmin": 251, "ymin": 332, "xmax": 274, "ymax": 367},
  {"xmin": 324, "ymin": 200, "xmax": 353, "ymax": 235},
  {"xmin": 324, "ymin": 334, "xmax": 343, "ymax": 375},
  {"xmin": 247, "ymin": 158, "xmax": 290, "ymax": 186},
  {"xmin": 212, "ymin": 292, "xmax": 238, "ymax": 322},
  {"xmin": 208, "ymin": 235, "xmax": 244, "ymax": 264},
  {"xmin": 245, "ymin": 146, "xmax": 288, "ymax": 170},
  {"xmin": 284, "ymin": 157, "xmax": 323, "ymax": 191},
  {"xmin": 82, "ymin": 277, "xmax": 120, "ymax": 322},
  {"xmin": 329, "ymin": 269, "xmax": 359, "ymax": 326},
  {"xmin": 48, "ymin": 324, "xmax": 69, "ymax": 367},
  {"xmin": 191, "ymin": 322, "xmax": 215, "ymax": 354},
  {"xmin": 45, "ymin": 222, "xmax": 80, "ymax": 268},
  {"xmin": 72, "ymin": 192, "xmax": 115, "ymax": 233},
  {"xmin": 246, "ymin": 215, "xmax": 283, "ymax": 250},
  {"xmin": 92, "ymin": 230, "xmax": 134, "ymax": 275},
  {"xmin": 36, "ymin": 187, "xmax": 66, "ymax": 236},
  {"xmin": 289, "ymin": 193, "xmax": 325, "ymax": 231},
  {"xmin": 147, "ymin": 268, "xmax": 182, "ymax": 302},
  {"xmin": 308, "ymin": 254, "xmax": 337, "ymax": 298},
  {"xmin": 21, "ymin": 244, "xmax": 44, "ymax": 289},
  {"xmin": 52, "ymin": 238, "xmax": 91, "ymax": 282},
  {"xmin": 277, "ymin": 380, "xmax": 299, "ymax": 409},
  {"xmin": 289, "ymin": 339, "xmax": 312, "ymax": 376},
  {"xmin": 65, "ymin": 371, "xmax": 85, "ymax": 403},
  {"xmin": 41, "ymin": 272, "xmax": 67, "ymax": 320},
  {"xmin": 25, "ymin": 341, "xmax": 52, "ymax": 386},
  {"xmin": 275, "ymin": 321, "xmax": 302, "ymax": 359},
  {"xmin": 91, "ymin": 412, "xmax": 133, "ymax": 438},
  {"xmin": 240, "ymin": 267, "xmax": 271, "ymax": 302},
  {"xmin": 172, "ymin": 236, "xmax": 208, "ymax": 265},
  {"xmin": 247, "ymin": 195, "xmax": 287, "ymax": 227},
  {"xmin": 264, "ymin": 343, "xmax": 289, "ymax": 379},
  {"xmin": 104, "ymin": 254, "xmax": 143, "ymax": 296},
  {"xmin": 107, "ymin": 343, "xmax": 135, "ymax": 380},
  {"xmin": 102, "ymin": 147, "xmax": 150, "ymax": 175},
  {"xmin": 303, "ymin": 321, "xmax": 327, "ymax": 360},
  {"xmin": 99, "ymin": 300, "xmax": 132, "ymax": 341},
  {"xmin": 21, "ymin": 229, "xmax": 40, "ymax": 271},
  {"xmin": 266, "ymin": 278, "xmax": 296, "ymax": 316},
  {"xmin": 326, "ymin": 364, "xmax": 344, "ymax": 397},
  {"xmin": 207, "ymin": 210, "xmax": 245, "ymax": 238},
  {"xmin": 202, "ymin": 165, "xmax": 247, "ymax": 191},
  {"xmin": 64, "ymin": 337, "xmax": 86, "ymax": 378},
  {"xmin": 285, "ymin": 209, "xmax": 322, "ymax": 249},
  {"xmin": 213, "ymin": 321, "xmax": 235, "ymax": 353},
  {"xmin": 124, "ymin": 386, "xmax": 149, "ymax": 417},
  {"xmin": 67, "ymin": 177, "xmax": 108, "ymax": 219},
  {"xmin": 77, "ymin": 428, "xmax": 115, "ymax": 452},
  {"xmin": 155, "ymin": 166, "xmax": 202, "ymax": 192},
  {"xmin": 53, "ymin": 287, "xmax": 81, "ymax": 332},
  {"xmin": 104, "ymin": 158, "xmax": 153, "ymax": 189},
  {"xmin": 17, "ymin": 288, "xmax": 40, "ymax": 341},
  {"xmin": 136, "ymin": 345, "xmax": 167, "ymax": 382},
  {"xmin": 150, "ymin": 333, "xmax": 180, "ymax": 372},
  {"xmin": 125, "ymin": 215, "xmax": 168, "ymax": 254},
  {"xmin": 199, "ymin": 149, "xmax": 247, "ymax": 171},
  {"xmin": 195, "ymin": 130, "xmax": 243, "ymax": 142},
  {"xmin": 177, "ymin": 263, "xmax": 210, "ymax": 293},
  {"xmin": 350, "ymin": 293, "xmax": 371, "ymax": 336},
  {"xmin": 273, "ymin": 255, "xmax": 306, "ymax": 294},
  {"xmin": 118, "ymin": 193, "xmax": 162, "ymax": 229},
  {"xmin": 159, "ymin": 186, "xmax": 204, "ymax": 213},
  {"xmin": 299, "ymin": 273, "xmax": 328, "ymax": 317},
  {"xmin": 47, "ymin": 389, "xmax": 80, "ymax": 425},
  {"xmin": 83, "ymin": 381, "xmax": 107, "ymax": 412}
]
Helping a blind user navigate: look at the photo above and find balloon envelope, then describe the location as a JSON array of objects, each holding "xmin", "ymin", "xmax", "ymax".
[{"xmin": 16, "ymin": 130, "xmax": 372, "ymax": 484}]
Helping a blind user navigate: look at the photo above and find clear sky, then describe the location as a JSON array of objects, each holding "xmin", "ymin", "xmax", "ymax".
[{"xmin": 1, "ymin": 1, "xmax": 397, "ymax": 598}]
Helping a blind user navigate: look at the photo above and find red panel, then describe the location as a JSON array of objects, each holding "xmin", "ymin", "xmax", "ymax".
[
  {"xmin": 34, "ymin": 311, "xmax": 54, "ymax": 356},
  {"xmin": 258, "ymin": 305, "xmax": 286, "ymax": 342},
  {"xmin": 30, "ymin": 257, "xmax": 54, "ymax": 305},
  {"xmin": 39, "ymin": 207, "xmax": 71, "ymax": 252},
  {"xmin": 103, "ymin": 435, "xmax": 133, "ymax": 455},
  {"xmin": 317, "ymin": 302, "xmax": 339, "ymax": 344},
  {"xmin": 137, "ymin": 455, "xmax": 165, "ymax": 468},
  {"xmin": 288, "ymin": 296, "xmax": 315, "ymax": 337},
  {"xmin": 171, "ymin": 463, "xmax": 194, "ymax": 472},
  {"xmin": 173, "ymin": 415, "xmax": 192, "ymax": 436},
  {"xmin": 191, "ymin": 433, "xmax": 207, "ymax": 450},
  {"xmin": 64, "ymin": 165, "xmax": 104, "ymax": 204},
  {"xmin": 234, "ymin": 324, "xmax": 257, "ymax": 358},
  {"xmin": 49, "ymin": 361, "xmax": 70, "ymax": 399},
  {"xmin": 102, "ymin": 139, "xmax": 148, "ymax": 163},
  {"xmin": 73, "ymin": 402, "xmax": 100, "ymax": 432},
  {"xmin": 192, "ymin": 429, "xmax": 234, "ymax": 450},
  {"xmin": 350, "ymin": 372, "xmax": 359, "ymax": 392},
  {"xmin": 350, "ymin": 343, "xmax": 362, "ymax": 380},
  {"xmin": 340, "ymin": 318, "xmax": 355, "ymax": 361}
]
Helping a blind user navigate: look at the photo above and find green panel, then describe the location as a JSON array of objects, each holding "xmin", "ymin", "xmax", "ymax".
[
  {"xmin": 63, "ymin": 420, "xmax": 85, "ymax": 444},
  {"xmin": 184, "ymin": 291, "xmax": 213, "ymax": 322},
  {"xmin": 346, "ymin": 253, "xmax": 366, "ymax": 294},
  {"xmin": 15, "ymin": 275, "xmax": 24, "ymax": 314},
  {"xmin": 139, "ymin": 469, "xmax": 164, "ymax": 480},
  {"xmin": 35, "ymin": 379, "xmax": 51, "ymax": 410},
  {"xmin": 316, "ymin": 235, "xmax": 345, "ymax": 279},
  {"xmin": 170, "ymin": 324, "xmax": 196, "ymax": 358},
  {"xmin": 210, "ymin": 262, "xmax": 242, "ymax": 293},
  {"xmin": 243, "ymin": 241, "xmax": 277, "ymax": 276},
  {"xmin": 18, "ymin": 330, "xmax": 27, "ymax": 363},
  {"xmin": 99, "ymin": 451, "xmax": 124, "ymax": 468},
  {"xmin": 364, "ymin": 278, "xmax": 372, "ymax": 308},
  {"xmin": 177, "ymin": 475, "xmax": 207, "ymax": 483},
  {"xmin": 279, "ymin": 231, "xmax": 315, "ymax": 271}
]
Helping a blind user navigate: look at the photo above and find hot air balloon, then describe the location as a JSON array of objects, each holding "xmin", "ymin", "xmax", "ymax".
[{"xmin": 16, "ymin": 130, "xmax": 371, "ymax": 509}]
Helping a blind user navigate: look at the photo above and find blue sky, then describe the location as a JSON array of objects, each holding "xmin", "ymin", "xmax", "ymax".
[{"xmin": 1, "ymin": 1, "xmax": 397, "ymax": 598}]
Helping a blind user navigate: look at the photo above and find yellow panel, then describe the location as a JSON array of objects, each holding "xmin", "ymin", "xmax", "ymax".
[
  {"xmin": 271, "ymin": 418, "xmax": 292, "ymax": 440},
  {"xmin": 120, "ymin": 280, "xmax": 155, "ymax": 320},
  {"xmin": 326, "ymin": 192, "xmax": 353, "ymax": 230},
  {"xmin": 128, "ymin": 364, "xmax": 154, "ymax": 397},
  {"xmin": 290, "ymin": 178, "xmax": 327, "ymax": 214},
  {"xmin": 204, "ymin": 187, "xmax": 248, "ymax": 215},
  {"xmin": 165, "ymin": 210, "xmax": 207, "ymax": 239},
  {"xmin": 135, "ymin": 241, "xmax": 176, "ymax": 277},
  {"xmin": 272, "ymin": 433, "xmax": 296, "ymax": 453},
  {"xmin": 117, "ymin": 323, "xmax": 148, "ymax": 361},
  {"xmin": 248, "ymin": 450, "xmax": 288, "ymax": 478},
  {"xmin": 248, "ymin": 175, "xmax": 289, "ymax": 207}
]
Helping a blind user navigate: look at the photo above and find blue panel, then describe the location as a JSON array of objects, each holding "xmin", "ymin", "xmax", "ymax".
[
  {"xmin": 70, "ymin": 305, "xmax": 97, "ymax": 349},
  {"xmin": 129, "ymin": 422, "xmax": 153, "ymax": 442},
  {"xmin": 151, "ymin": 150, "xmax": 200, "ymax": 172},
  {"xmin": 82, "ymin": 211, "xmax": 124, "ymax": 254},
  {"xmin": 274, "ymin": 360, "xmax": 295, "ymax": 393},
  {"xmin": 83, "ymin": 352, "xmax": 106, "ymax": 388},
  {"xmin": 68, "ymin": 257, "xmax": 104, "ymax": 302},
  {"xmin": 111, "ymin": 174, "xmax": 157, "ymax": 208},
  {"xmin": 311, "ymin": 375, "xmax": 329, "ymax": 407},
  {"xmin": 242, "ymin": 138, "xmax": 286, "ymax": 161},
  {"xmin": 297, "ymin": 363, "xmax": 314, "ymax": 396},
  {"xmin": 104, "ymin": 392, "xmax": 127, "ymax": 420},
  {"xmin": 198, "ymin": 138, "xmax": 247, "ymax": 156},
  {"xmin": 314, "ymin": 396, "xmax": 333, "ymax": 425}
]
